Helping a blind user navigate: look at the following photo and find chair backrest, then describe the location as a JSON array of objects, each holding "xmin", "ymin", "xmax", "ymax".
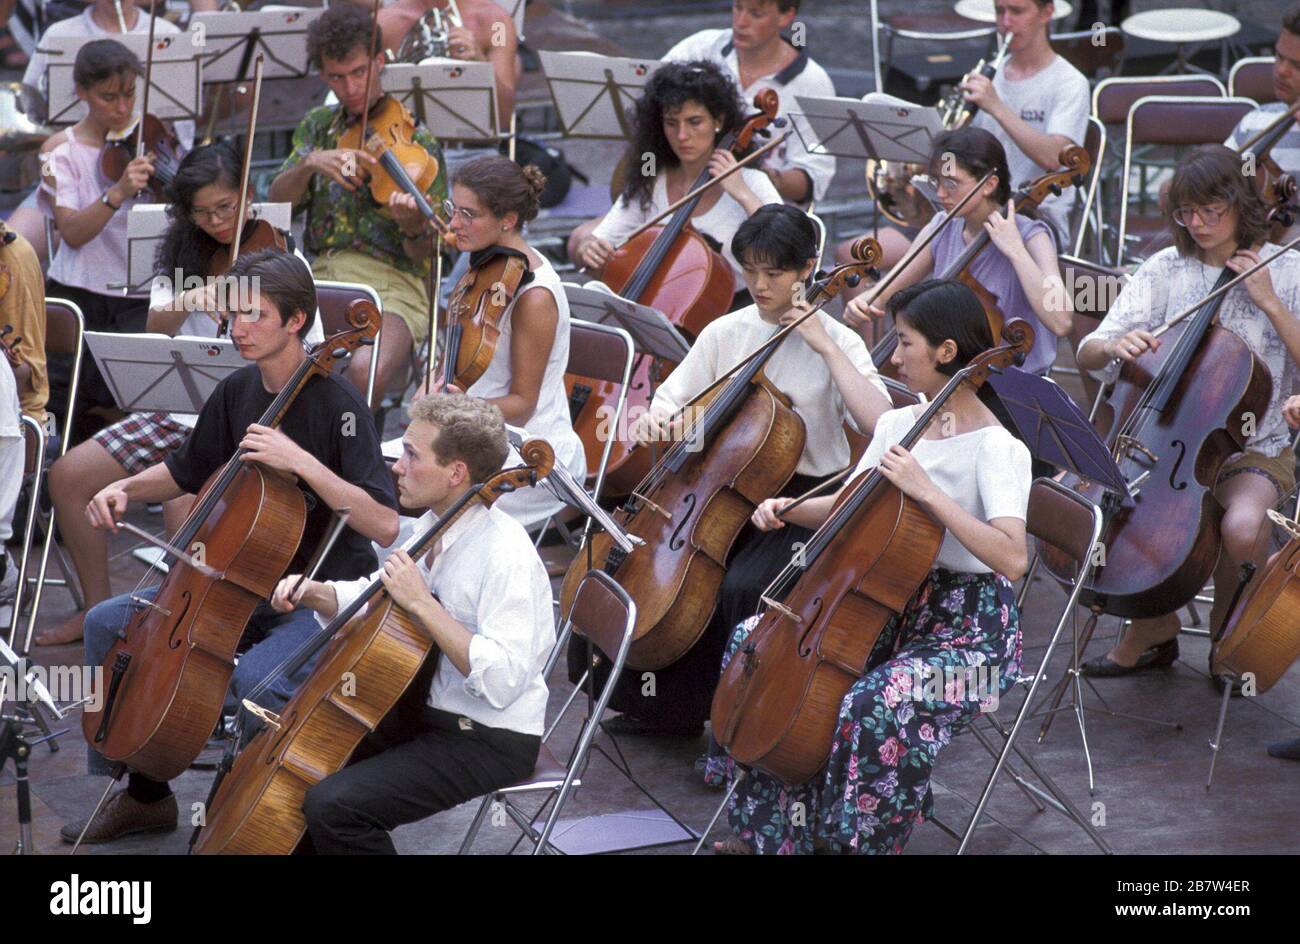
[
  {"xmin": 22, "ymin": 413, "xmax": 45, "ymax": 477},
  {"xmin": 1127, "ymin": 95, "xmax": 1255, "ymax": 148},
  {"xmin": 806, "ymin": 210, "xmax": 828, "ymax": 261},
  {"xmin": 550, "ymin": 569, "xmax": 635, "ymax": 692},
  {"xmin": 1053, "ymin": 27, "xmax": 1125, "ymax": 82},
  {"xmin": 1093, "ymin": 74, "xmax": 1225, "ymax": 125},
  {"xmin": 313, "ymin": 280, "xmax": 382, "ymax": 401},
  {"xmin": 1229, "ymin": 57, "xmax": 1277, "ymax": 104},
  {"xmin": 1026, "ymin": 477, "xmax": 1102, "ymax": 568},
  {"xmin": 566, "ymin": 319, "xmax": 634, "ymax": 386},
  {"xmin": 43, "ymin": 298, "xmax": 83, "ymax": 357},
  {"xmin": 1058, "ymin": 254, "xmax": 1126, "ymax": 422}
]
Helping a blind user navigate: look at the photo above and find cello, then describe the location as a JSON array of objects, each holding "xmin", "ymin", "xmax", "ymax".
[
  {"xmin": 1211, "ymin": 509, "xmax": 1300, "ymax": 693},
  {"xmin": 1036, "ymin": 233, "xmax": 1292, "ymax": 616},
  {"xmin": 558, "ymin": 239, "xmax": 881, "ymax": 672},
  {"xmin": 868, "ymin": 147, "xmax": 1091, "ymax": 375},
  {"xmin": 711, "ymin": 321, "xmax": 1035, "ymax": 786},
  {"xmin": 192, "ymin": 440, "xmax": 555, "ymax": 855},
  {"xmin": 566, "ymin": 91, "xmax": 784, "ymax": 496},
  {"xmin": 82, "ymin": 302, "xmax": 382, "ymax": 783}
]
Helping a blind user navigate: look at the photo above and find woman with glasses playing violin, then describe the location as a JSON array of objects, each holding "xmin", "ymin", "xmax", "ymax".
[
  {"xmin": 843, "ymin": 128, "xmax": 1071, "ymax": 379},
  {"xmin": 38, "ymin": 142, "xmax": 324, "ymax": 647},
  {"xmin": 1076, "ymin": 145, "xmax": 1300, "ymax": 681},
  {"xmin": 406, "ymin": 156, "xmax": 586, "ymax": 530}
]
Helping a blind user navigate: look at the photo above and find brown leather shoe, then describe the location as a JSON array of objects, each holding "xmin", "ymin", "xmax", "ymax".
[{"xmin": 60, "ymin": 789, "xmax": 178, "ymax": 844}]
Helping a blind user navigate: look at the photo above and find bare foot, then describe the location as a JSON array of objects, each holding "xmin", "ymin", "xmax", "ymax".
[
  {"xmin": 34, "ymin": 611, "xmax": 86, "ymax": 646},
  {"xmin": 712, "ymin": 834, "xmax": 753, "ymax": 855}
]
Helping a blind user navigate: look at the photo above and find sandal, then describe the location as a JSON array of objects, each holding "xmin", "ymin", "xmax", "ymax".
[{"xmin": 712, "ymin": 834, "xmax": 754, "ymax": 855}]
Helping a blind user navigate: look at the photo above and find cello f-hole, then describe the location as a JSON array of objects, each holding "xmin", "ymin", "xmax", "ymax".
[
  {"xmin": 1168, "ymin": 440, "xmax": 1189, "ymax": 490},
  {"xmin": 668, "ymin": 493, "xmax": 697, "ymax": 551}
]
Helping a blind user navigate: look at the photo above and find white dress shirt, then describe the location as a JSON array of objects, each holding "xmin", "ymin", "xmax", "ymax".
[
  {"xmin": 663, "ymin": 28, "xmax": 838, "ymax": 203},
  {"xmin": 319, "ymin": 502, "xmax": 555, "ymax": 736}
]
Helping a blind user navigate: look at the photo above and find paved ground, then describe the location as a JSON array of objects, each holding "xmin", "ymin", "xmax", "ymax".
[{"xmin": 2, "ymin": 0, "xmax": 1298, "ymax": 856}]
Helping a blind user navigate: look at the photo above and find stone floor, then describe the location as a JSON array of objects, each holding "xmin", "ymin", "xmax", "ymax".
[{"xmin": 2, "ymin": 0, "xmax": 1298, "ymax": 857}]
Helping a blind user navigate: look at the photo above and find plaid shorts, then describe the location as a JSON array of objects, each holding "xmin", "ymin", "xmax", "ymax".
[{"xmin": 93, "ymin": 411, "xmax": 190, "ymax": 474}]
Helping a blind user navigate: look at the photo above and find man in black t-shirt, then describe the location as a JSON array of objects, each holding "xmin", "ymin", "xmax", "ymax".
[{"xmin": 62, "ymin": 250, "xmax": 400, "ymax": 845}]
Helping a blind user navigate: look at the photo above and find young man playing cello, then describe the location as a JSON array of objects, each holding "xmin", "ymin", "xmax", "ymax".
[
  {"xmin": 62, "ymin": 251, "xmax": 400, "ymax": 845},
  {"xmin": 1077, "ymin": 146, "xmax": 1300, "ymax": 679},
  {"xmin": 268, "ymin": 3, "xmax": 448, "ymax": 408},
  {"xmin": 271, "ymin": 393, "xmax": 553, "ymax": 855},
  {"xmin": 590, "ymin": 203, "xmax": 893, "ymax": 738}
]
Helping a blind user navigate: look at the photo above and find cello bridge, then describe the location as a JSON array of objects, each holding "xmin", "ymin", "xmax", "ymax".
[
  {"xmin": 1116, "ymin": 435, "xmax": 1158, "ymax": 464},
  {"xmin": 630, "ymin": 491, "xmax": 672, "ymax": 522},
  {"xmin": 242, "ymin": 699, "xmax": 282, "ymax": 731},
  {"xmin": 760, "ymin": 596, "xmax": 801, "ymax": 624}
]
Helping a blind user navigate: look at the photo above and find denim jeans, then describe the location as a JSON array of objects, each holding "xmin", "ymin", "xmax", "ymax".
[{"xmin": 83, "ymin": 588, "xmax": 325, "ymax": 778}]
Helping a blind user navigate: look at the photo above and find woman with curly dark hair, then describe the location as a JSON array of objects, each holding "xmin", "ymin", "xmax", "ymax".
[
  {"xmin": 38, "ymin": 142, "xmax": 323, "ymax": 646},
  {"xmin": 568, "ymin": 60, "xmax": 781, "ymax": 296}
]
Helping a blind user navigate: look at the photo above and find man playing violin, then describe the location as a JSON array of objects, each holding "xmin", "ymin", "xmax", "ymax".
[
  {"xmin": 61, "ymin": 251, "xmax": 400, "ymax": 845},
  {"xmin": 378, "ymin": 0, "xmax": 519, "ymax": 134},
  {"xmin": 268, "ymin": 3, "xmax": 449, "ymax": 409},
  {"xmin": 271, "ymin": 393, "xmax": 553, "ymax": 855},
  {"xmin": 1077, "ymin": 147, "xmax": 1300, "ymax": 680}
]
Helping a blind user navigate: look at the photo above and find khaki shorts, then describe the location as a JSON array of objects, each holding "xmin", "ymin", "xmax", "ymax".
[
  {"xmin": 312, "ymin": 249, "xmax": 432, "ymax": 350},
  {"xmin": 1215, "ymin": 447, "xmax": 1297, "ymax": 500}
]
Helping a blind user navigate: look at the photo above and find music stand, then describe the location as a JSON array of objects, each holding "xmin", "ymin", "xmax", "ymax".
[
  {"xmin": 43, "ymin": 32, "xmax": 203, "ymax": 126},
  {"xmin": 562, "ymin": 282, "xmax": 690, "ymax": 363},
  {"xmin": 122, "ymin": 202, "xmax": 293, "ymax": 295},
  {"xmin": 984, "ymin": 367, "xmax": 1128, "ymax": 495},
  {"xmin": 537, "ymin": 51, "xmax": 659, "ymax": 140},
  {"xmin": 189, "ymin": 9, "xmax": 321, "ymax": 82},
  {"xmin": 382, "ymin": 61, "xmax": 499, "ymax": 144},
  {"xmin": 85, "ymin": 332, "xmax": 246, "ymax": 416}
]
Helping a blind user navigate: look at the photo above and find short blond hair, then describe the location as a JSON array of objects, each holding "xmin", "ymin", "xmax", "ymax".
[{"xmin": 407, "ymin": 394, "xmax": 509, "ymax": 484}]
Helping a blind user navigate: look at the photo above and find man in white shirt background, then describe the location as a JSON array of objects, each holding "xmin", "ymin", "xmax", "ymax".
[
  {"xmin": 271, "ymin": 393, "xmax": 553, "ymax": 855},
  {"xmin": 663, "ymin": 0, "xmax": 836, "ymax": 207}
]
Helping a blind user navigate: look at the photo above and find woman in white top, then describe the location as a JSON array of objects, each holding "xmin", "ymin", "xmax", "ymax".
[
  {"xmin": 409, "ymin": 156, "xmax": 585, "ymax": 528},
  {"xmin": 39, "ymin": 141, "xmax": 322, "ymax": 646},
  {"xmin": 570, "ymin": 60, "xmax": 782, "ymax": 306},
  {"xmin": 709, "ymin": 278, "xmax": 1032, "ymax": 855},
  {"xmin": 591, "ymin": 205, "xmax": 892, "ymax": 736}
]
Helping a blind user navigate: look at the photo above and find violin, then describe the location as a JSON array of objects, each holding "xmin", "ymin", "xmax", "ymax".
[
  {"xmin": 436, "ymin": 245, "xmax": 531, "ymax": 392},
  {"xmin": 566, "ymin": 90, "xmax": 785, "ymax": 497},
  {"xmin": 869, "ymin": 147, "xmax": 1092, "ymax": 374},
  {"xmin": 99, "ymin": 11, "xmax": 184, "ymax": 202},
  {"xmin": 82, "ymin": 302, "xmax": 382, "ymax": 782},
  {"xmin": 711, "ymin": 321, "xmax": 1036, "ymax": 785},
  {"xmin": 193, "ymin": 440, "xmax": 556, "ymax": 855},
  {"xmin": 559, "ymin": 239, "xmax": 881, "ymax": 672},
  {"xmin": 208, "ymin": 217, "xmax": 289, "ymax": 277},
  {"xmin": 1211, "ymin": 510, "xmax": 1300, "ymax": 693}
]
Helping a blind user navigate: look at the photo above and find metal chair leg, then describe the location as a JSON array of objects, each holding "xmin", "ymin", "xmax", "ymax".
[
  {"xmin": 1205, "ymin": 680, "xmax": 1233, "ymax": 791},
  {"xmin": 691, "ymin": 769, "xmax": 744, "ymax": 856}
]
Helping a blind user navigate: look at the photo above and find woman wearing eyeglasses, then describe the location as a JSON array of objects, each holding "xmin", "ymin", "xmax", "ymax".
[
  {"xmin": 1075, "ymin": 144, "xmax": 1300, "ymax": 679},
  {"xmin": 406, "ymin": 156, "xmax": 586, "ymax": 529},
  {"xmin": 37, "ymin": 142, "xmax": 322, "ymax": 647},
  {"xmin": 843, "ymin": 126, "xmax": 1071, "ymax": 379}
]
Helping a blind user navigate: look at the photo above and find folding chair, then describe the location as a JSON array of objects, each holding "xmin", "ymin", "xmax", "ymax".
[
  {"xmin": 24, "ymin": 298, "xmax": 85, "ymax": 621},
  {"xmin": 1228, "ymin": 57, "xmax": 1277, "ymax": 103},
  {"xmin": 1091, "ymin": 75, "xmax": 1225, "ymax": 264},
  {"xmin": 869, "ymin": 0, "xmax": 996, "ymax": 98},
  {"xmin": 1053, "ymin": 27, "xmax": 1125, "ymax": 83},
  {"xmin": 954, "ymin": 477, "xmax": 1111, "ymax": 853},
  {"xmin": 458, "ymin": 569, "xmax": 692, "ymax": 854},
  {"xmin": 1115, "ymin": 95, "xmax": 1254, "ymax": 265},
  {"xmin": 1071, "ymin": 117, "xmax": 1107, "ymax": 260},
  {"xmin": 313, "ymin": 279, "xmax": 383, "ymax": 404},
  {"xmin": 7, "ymin": 415, "xmax": 46, "ymax": 653},
  {"xmin": 1053, "ymin": 255, "xmax": 1127, "ymax": 425},
  {"xmin": 805, "ymin": 210, "xmax": 828, "ymax": 262},
  {"xmin": 529, "ymin": 316, "xmax": 634, "ymax": 550}
]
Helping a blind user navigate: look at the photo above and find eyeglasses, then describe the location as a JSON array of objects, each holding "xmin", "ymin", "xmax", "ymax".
[
  {"xmin": 441, "ymin": 199, "xmax": 479, "ymax": 223},
  {"xmin": 191, "ymin": 199, "xmax": 240, "ymax": 223},
  {"xmin": 1172, "ymin": 202, "xmax": 1231, "ymax": 228}
]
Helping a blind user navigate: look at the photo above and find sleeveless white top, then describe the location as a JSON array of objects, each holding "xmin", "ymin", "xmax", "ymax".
[{"xmin": 467, "ymin": 255, "xmax": 586, "ymax": 525}]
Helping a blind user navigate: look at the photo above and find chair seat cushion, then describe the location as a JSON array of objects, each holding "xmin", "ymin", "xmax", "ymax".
[{"xmin": 500, "ymin": 743, "xmax": 572, "ymax": 793}]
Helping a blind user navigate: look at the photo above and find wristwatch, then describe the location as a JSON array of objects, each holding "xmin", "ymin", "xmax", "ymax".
[{"xmin": 100, "ymin": 190, "xmax": 120, "ymax": 211}]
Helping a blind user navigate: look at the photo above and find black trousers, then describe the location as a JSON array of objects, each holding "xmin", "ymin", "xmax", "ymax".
[
  {"xmin": 45, "ymin": 279, "xmax": 149, "ymax": 446},
  {"xmin": 574, "ymin": 474, "xmax": 820, "ymax": 729},
  {"xmin": 301, "ymin": 661, "xmax": 540, "ymax": 854}
]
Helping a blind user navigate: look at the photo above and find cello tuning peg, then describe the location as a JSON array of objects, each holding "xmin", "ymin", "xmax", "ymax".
[
  {"xmin": 846, "ymin": 274, "xmax": 861, "ymax": 288},
  {"xmin": 1049, "ymin": 184, "xmax": 1062, "ymax": 196},
  {"xmin": 773, "ymin": 116, "xmax": 788, "ymax": 128}
]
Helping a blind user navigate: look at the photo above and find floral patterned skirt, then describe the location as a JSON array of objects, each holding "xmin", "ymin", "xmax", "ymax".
[{"xmin": 706, "ymin": 567, "xmax": 1023, "ymax": 855}]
